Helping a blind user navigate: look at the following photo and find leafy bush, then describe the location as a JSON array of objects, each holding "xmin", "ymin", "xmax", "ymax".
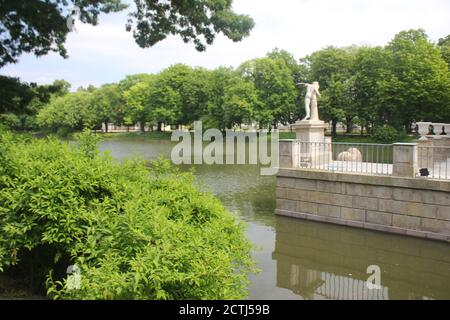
[
  {"xmin": 371, "ymin": 125, "xmax": 399, "ymax": 144},
  {"xmin": 0, "ymin": 132, "xmax": 254, "ymax": 299},
  {"xmin": 0, "ymin": 113, "xmax": 21, "ymax": 130}
]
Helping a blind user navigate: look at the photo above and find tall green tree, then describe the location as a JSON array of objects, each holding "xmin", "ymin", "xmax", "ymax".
[
  {"xmin": 438, "ymin": 35, "xmax": 450, "ymax": 69},
  {"xmin": 158, "ymin": 64, "xmax": 211, "ymax": 126},
  {"xmin": 204, "ymin": 67, "xmax": 238, "ymax": 130},
  {"xmin": 239, "ymin": 57, "xmax": 297, "ymax": 128},
  {"xmin": 147, "ymin": 80, "xmax": 181, "ymax": 131},
  {"xmin": 37, "ymin": 91, "xmax": 95, "ymax": 132},
  {"xmin": 123, "ymin": 80, "xmax": 153, "ymax": 132},
  {"xmin": 304, "ymin": 46, "xmax": 356, "ymax": 135},
  {"xmin": 222, "ymin": 78, "xmax": 259, "ymax": 129},
  {"xmin": 91, "ymin": 84, "xmax": 124, "ymax": 132},
  {"xmin": 352, "ymin": 46, "xmax": 396, "ymax": 133},
  {"xmin": 386, "ymin": 29, "xmax": 450, "ymax": 129}
]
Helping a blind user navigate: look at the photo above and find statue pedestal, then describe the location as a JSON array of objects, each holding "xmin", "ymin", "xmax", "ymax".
[
  {"xmin": 290, "ymin": 120, "xmax": 330, "ymax": 168},
  {"xmin": 291, "ymin": 120, "xmax": 328, "ymax": 142}
]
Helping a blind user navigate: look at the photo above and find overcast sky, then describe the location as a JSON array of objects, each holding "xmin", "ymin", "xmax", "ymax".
[{"xmin": 2, "ymin": 0, "xmax": 449, "ymax": 89}]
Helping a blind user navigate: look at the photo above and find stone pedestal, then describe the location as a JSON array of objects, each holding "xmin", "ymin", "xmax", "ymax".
[
  {"xmin": 290, "ymin": 120, "xmax": 329, "ymax": 168},
  {"xmin": 291, "ymin": 120, "xmax": 328, "ymax": 142}
]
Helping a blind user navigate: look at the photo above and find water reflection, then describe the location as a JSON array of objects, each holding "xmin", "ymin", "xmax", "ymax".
[{"xmin": 273, "ymin": 216, "xmax": 450, "ymax": 300}]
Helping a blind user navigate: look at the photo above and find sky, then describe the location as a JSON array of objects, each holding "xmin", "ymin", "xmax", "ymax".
[{"xmin": 1, "ymin": 0, "xmax": 449, "ymax": 90}]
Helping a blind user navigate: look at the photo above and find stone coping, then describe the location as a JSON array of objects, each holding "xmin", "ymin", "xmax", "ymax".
[{"xmin": 277, "ymin": 168, "xmax": 450, "ymax": 193}]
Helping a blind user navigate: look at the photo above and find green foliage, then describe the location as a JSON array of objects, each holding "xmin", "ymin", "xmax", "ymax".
[
  {"xmin": 0, "ymin": 76, "xmax": 71, "ymax": 131},
  {"xmin": 0, "ymin": 131, "xmax": 255, "ymax": 299},
  {"xmin": 303, "ymin": 46, "xmax": 356, "ymax": 135},
  {"xmin": 158, "ymin": 64, "xmax": 211, "ymax": 126},
  {"xmin": 239, "ymin": 57, "xmax": 297, "ymax": 127},
  {"xmin": 74, "ymin": 129, "xmax": 101, "ymax": 158},
  {"xmin": 7, "ymin": 28, "xmax": 450, "ymax": 136},
  {"xmin": 438, "ymin": 35, "xmax": 450, "ymax": 69},
  {"xmin": 0, "ymin": 1, "xmax": 127, "ymax": 67},
  {"xmin": 0, "ymin": 0, "xmax": 253, "ymax": 68},
  {"xmin": 371, "ymin": 125, "xmax": 399, "ymax": 144},
  {"xmin": 0, "ymin": 113, "xmax": 21, "ymax": 130},
  {"xmin": 37, "ymin": 91, "xmax": 95, "ymax": 132},
  {"xmin": 91, "ymin": 84, "xmax": 124, "ymax": 130},
  {"xmin": 386, "ymin": 29, "xmax": 450, "ymax": 126}
]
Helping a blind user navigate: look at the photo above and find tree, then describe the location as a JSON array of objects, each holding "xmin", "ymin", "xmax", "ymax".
[
  {"xmin": 204, "ymin": 67, "xmax": 238, "ymax": 130},
  {"xmin": 222, "ymin": 78, "xmax": 259, "ymax": 129},
  {"xmin": 0, "ymin": 77, "xmax": 70, "ymax": 130},
  {"xmin": 158, "ymin": 64, "xmax": 211, "ymax": 126},
  {"xmin": 239, "ymin": 57, "xmax": 297, "ymax": 129},
  {"xmin": 352, "ymin": 46, "xmax": 395, "ymax": 134},
  {"xmin": 147, "ymin": 80, "xmax": 181, "ymax": 131},
  {"xmin": 438, "ymin": 35, "xmax": 450, "ymax": 69},
  {"xmin": 386, "ymin": 29, "xmax": 450, "ymax": 129},
  {"xmin": 267, "ymin": 48, "xmax": 307, "ymax": 121},
  {"xmin": 304, "ymin": 46, "xmax": 356, "ymax": 135},
  {"xmin": 118, "ymin": 73, "xmax": 154, "ymax": 92},
  {"xmin": 36, "ymin": 91, "xmax": 95, "ymax": 132},
  {"xmin": 0, "ymin": 76, "xmax": 34, "ymax": 114},
  {"xmin": 91, "ymin": 84, "xmax": 124, "ymax": 132},
  {"xmin": 0, "ymin": 0, "xmax": 254, "ymax": 68},
  {"xmin": 123, "ymin": 80, "xmax": 153, "ymax": 132}
]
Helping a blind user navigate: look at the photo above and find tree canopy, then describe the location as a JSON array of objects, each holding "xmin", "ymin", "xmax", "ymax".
[
  {"xmin": 0, "ymin": 0, "xmax": 254, "ymax": 67},
  {"xmin": 2, "ymin": 29, "xmax": 449, "ymax": 138}
]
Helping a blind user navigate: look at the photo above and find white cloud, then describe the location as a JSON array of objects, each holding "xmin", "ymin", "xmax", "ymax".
[{"xmin": 2, "ymin": 0, "xmax": 449, "ymax": 88}]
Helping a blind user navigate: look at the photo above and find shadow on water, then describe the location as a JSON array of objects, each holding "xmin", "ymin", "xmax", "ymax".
[{"xmin": 99, "ymin": 137, "xmax": 450, "ymax": 300}]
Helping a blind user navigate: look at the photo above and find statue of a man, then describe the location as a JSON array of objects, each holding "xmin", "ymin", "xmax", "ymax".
[{"xmin": 297, "ymin": 81, "xmax": 321, "ymax": 121}]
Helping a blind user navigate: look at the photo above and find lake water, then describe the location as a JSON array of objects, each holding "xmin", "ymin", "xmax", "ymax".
[{"xmin": 100, "ymin": 136, "xmax": 450, "ymax": 300}]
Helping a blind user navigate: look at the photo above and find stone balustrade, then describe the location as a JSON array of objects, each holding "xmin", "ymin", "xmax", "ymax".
[{"xmin": 417, "ymin": 122, "xmax": 450, "ymax": 140}]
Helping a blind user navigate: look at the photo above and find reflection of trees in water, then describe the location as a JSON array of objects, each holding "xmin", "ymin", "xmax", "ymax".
[{"xmin": 273, "ymin": 216, "xmax": 450, "ymax": 300}]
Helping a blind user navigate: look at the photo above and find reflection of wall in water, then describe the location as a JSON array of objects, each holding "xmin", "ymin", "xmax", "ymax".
[
  {"xmin": 273, "ymin": 216, "xmax": 450, "ymax": 300},
  {"xmin": 287, "ymin": 264, "xmax": 388, "ymax": 300}
]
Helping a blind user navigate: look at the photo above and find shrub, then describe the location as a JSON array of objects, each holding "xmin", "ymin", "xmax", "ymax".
[
  {"xmin": 371, "ymin": 125, "xmax": 399, "ymax": 144},
  {"xmin": 0, "ymin": 132, "xmax": 255, "ymax": 299},
  {"xmin": 0, "ymin": 113, "xmax": 21, "ymax": 130}
]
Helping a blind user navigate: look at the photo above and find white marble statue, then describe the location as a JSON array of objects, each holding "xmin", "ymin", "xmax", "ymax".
[{"xmin": 297, "ymin": 82, "xmax": 321, "ymax": 121}]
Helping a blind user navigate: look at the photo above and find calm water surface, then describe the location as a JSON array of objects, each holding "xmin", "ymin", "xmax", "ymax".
[{"xmin": 100, "ymin": 137, "xmax": 450, "ymax": 300}]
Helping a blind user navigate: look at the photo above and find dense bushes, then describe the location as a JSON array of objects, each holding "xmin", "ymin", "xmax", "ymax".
[
  {"xmin": 371, "ymin": 125, "xmax": 399, "ymax": 144},
  {"xmin": 0, "ymin": 131, "xmax": 254, "ymax": 299}
]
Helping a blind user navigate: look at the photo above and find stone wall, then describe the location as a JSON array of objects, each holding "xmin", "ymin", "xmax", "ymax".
[{"xmin": 276, "ymin": 169, "xmax": 450, "ymax": 242}]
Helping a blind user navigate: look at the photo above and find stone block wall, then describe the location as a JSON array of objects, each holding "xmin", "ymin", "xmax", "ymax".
[{"xmin": 276, "ymin": 169, "xmax": 450, "ymax": 242}]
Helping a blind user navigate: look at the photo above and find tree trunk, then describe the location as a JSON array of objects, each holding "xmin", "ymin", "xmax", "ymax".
[
  {"xmin": 140, "ymin": 121, "xmax": 145, "ymax": 133},
  {"xmin": 157, "ymin": 122, "xmax": 163, "ymax": 132},
  {"xmin": 405, "ymin": 120, "xmax": 412, "ymax": 134},
  {"xmin": 332, "ymin": 119, "xmax": 337, "ymax": 137},
  {"xmin": 104, "ymin": 122, "xmax": 108, "ymax": 133},
  {"xmin": 345, "ymin": 117, "xmax": 353, "ymax": 134}
]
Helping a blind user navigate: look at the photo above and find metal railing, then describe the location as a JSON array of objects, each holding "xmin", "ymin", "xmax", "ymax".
[
  {"xmin": 418, "ymin": 146, "xmax": 450, "ymax": 180},
  {"xmin": 296, "ymin": 142, "xmax": 393, "ymax": 176}
]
